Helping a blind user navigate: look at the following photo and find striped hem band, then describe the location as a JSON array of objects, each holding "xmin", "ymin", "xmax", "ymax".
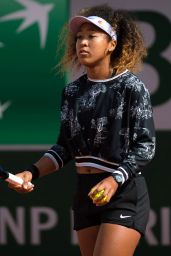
[{"xmin": 75, "ymin": 156, "xmax": 119, "ymax": 173}]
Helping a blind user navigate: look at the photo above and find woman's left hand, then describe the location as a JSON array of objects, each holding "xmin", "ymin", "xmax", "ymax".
[{"xmin": 88, "ymin": 176, "xmax": 119, "ymax": 206}]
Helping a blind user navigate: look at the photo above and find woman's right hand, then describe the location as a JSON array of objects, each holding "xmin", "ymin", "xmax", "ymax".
[{"xmin": 8, "ymin": 171, "xmax": 34, "ymax": 193}]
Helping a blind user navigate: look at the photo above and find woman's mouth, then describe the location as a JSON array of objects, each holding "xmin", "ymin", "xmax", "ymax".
[{"xmin": 79, "ymin": 50, "xmax": 89, "ymax": 56}]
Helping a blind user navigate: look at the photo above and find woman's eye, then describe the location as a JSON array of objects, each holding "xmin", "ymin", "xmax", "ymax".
[
  {"xmin": 89, "ymin": 35, "xmax": 96, "ymax": 38},
  {"xmin": 76, "ymin": 34, "xmax": 97, "ymax": 40},
  {"xmin": 76, "ymin": 35, "xmax": 82, "ymax": 40}
]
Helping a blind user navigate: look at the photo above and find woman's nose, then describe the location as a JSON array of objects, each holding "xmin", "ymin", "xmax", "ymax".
[{"xmin": 80, "ymin": 38, "xmax": 88, "ymax": 46}]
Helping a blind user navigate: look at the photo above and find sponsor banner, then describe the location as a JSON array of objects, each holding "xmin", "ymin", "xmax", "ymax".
[{"xmin": 0, "ymin": 0, "xmax": 69, "ymax": 145}]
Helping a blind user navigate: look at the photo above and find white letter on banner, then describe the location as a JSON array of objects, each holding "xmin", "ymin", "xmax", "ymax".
[
  {"xmin": 0, "ymin": 207, "xmax": 25, "ymax": 244},
  {"xmin": 145, "ymin": 209, "xmax": 158, "ymax": 245},
  {"xmin": 31, "ymin": 207, "xmax": 58, "ymax": 244}
]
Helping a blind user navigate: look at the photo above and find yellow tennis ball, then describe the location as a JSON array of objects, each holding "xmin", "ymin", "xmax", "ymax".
[{"xmin": 93, "ymin": 189, "xmax": 105, "ymax": 200}]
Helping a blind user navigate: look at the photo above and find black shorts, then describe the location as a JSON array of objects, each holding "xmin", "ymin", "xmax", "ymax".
[{"xmin": 72, "ymin": 172, "xmax": 150, "ymax": 236}]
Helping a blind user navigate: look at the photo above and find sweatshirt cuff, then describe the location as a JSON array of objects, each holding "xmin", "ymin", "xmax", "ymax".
[{"xmin": 112, "ymin": 166, "xmax": 129, "ymax": 185}]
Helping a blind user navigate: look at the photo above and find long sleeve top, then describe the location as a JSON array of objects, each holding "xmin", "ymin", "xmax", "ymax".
[{"xmin": 44, "ymin": 69, "xmax": 156, "ymax": 184}]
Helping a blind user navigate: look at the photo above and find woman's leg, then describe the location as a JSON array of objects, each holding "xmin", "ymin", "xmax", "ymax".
[
  {"xmin": 93, "ymin": 223, "xmax": 141, "ymax": 256},
  {"xmin": 77, "ymin": 225, "xmax": 100, "ymax": 256}
]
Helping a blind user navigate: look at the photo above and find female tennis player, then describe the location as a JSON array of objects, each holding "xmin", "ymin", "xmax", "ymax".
[{"xmin": 9, "ymin": 4, "xmax": 156, "ymax": 256}]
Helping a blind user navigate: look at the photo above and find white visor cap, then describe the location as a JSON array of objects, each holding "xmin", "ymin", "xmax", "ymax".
[{"xmin": 69, "ymin": 15, "xmax": 117, "ymax": 41}]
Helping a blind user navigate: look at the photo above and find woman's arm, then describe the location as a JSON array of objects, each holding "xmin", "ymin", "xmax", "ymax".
[{"xmin": 113, "ymin": 83, "xmax": 156, "ymax": 184}]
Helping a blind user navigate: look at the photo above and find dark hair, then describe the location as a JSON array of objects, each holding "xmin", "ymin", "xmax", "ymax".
[{"xmin": 57, "ymin": 4, "xmax": 147, "ymax": 74}]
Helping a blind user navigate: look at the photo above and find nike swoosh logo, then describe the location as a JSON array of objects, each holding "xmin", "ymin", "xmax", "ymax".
[{"xmin": 120, "ymin": 214, "xmax": 131, "ymax": 219}]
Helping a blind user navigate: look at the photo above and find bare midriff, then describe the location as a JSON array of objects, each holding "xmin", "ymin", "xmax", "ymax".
[{"xmin": 76, "ymin": 166, "xmax": 106, "ymax": 174}]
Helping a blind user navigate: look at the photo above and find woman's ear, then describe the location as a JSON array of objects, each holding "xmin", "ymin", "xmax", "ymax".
[{"xmin": 108, "ymin": 40, "xmax": 117, "ymax": 53}]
